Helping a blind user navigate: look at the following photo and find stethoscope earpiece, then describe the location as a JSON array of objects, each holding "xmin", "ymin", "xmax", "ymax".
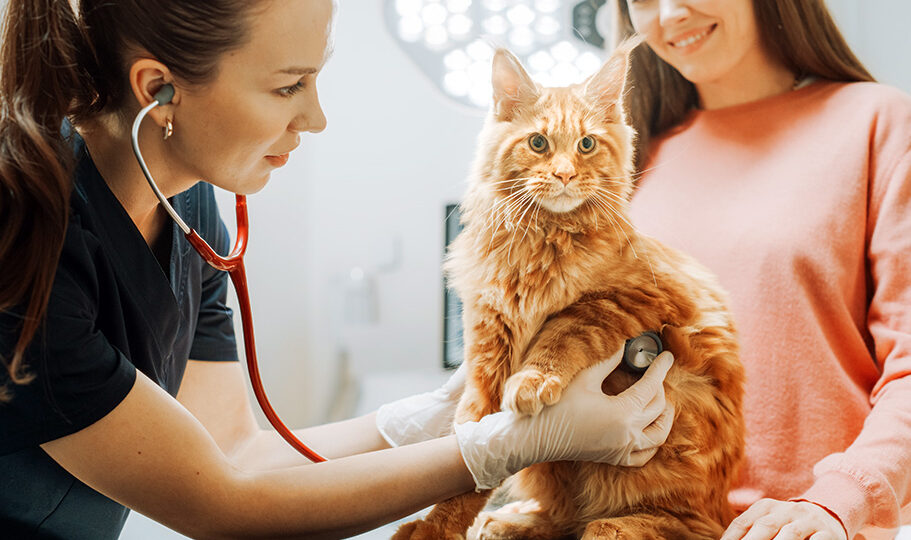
[
  {"xmin": 154, "ymin": 84, "xmax": 174, "ymax": 106},
  {"xmin": 622, "ymin": 331, "xmax": 664, "ymax": 374}
]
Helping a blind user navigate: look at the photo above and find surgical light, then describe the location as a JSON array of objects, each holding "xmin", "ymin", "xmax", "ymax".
[{"xmin": 384, "ymin": 0, "xmax": 612, "ymax": 109}]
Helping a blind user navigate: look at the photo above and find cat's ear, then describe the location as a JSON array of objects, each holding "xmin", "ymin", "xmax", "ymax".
[
  {"xmin": 491, "ymin": 48, "xmax": 538, "ymax": 121},
  {"xmin": 583, "ymin": 37, "xmax": 641, "ymax": 122}
]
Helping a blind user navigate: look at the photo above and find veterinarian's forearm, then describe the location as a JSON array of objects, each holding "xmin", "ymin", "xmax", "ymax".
[
  {"xmin": 236, "ymin": 434, "xmax": 476, "ymax": 539},
  {"xmin": 233, "ymin": 412, "xmax": 392, "ymax": 471}
]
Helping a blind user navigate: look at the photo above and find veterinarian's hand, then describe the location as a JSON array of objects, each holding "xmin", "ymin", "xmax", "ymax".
[
  {"xmin": 454, "ymin": 348, "xmax": 675, "ymax": 490},
  {"xmin": 375, "ymin": 362, "xmax": 467, "ymax": 447},
  {"xmin": 721, "ymin": 499, "xmax": 848, "ymax": 540}
]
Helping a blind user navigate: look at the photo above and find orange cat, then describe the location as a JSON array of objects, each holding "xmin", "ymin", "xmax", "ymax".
[{"xmin": 394, "ymin": 43, "xmax": 744, "ymax": 540}]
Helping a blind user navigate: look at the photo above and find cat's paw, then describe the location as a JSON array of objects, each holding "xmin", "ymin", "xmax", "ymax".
[
  {"xmin": 502, "ymin": 370, "xmax": 564, "ymax": 415},
  {"xmin": 392, "ymin": 519, "xmax": 465, "ymax": 540}
]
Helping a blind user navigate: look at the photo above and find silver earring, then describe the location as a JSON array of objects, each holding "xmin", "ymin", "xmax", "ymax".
[{"xmin": 163, "ymin": 118, "xmax": 173, "ymax": 140}]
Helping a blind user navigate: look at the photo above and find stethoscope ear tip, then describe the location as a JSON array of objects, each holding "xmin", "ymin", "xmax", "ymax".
[{"xmin": 154, "ymin": 84, "xmax": 175, "ymax": 107}]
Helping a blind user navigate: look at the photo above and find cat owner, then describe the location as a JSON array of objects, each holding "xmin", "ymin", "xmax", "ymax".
[
  {"xmin": 0, "ymin": 0, "xmax": 679, "ymax": 538},
  {"xmin": 611, "ymin": 0, "xmax": 911, "ymax": 538}
]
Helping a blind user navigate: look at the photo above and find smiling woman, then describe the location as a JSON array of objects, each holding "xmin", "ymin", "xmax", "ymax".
[{"xmin": 611, "ymin": 0, "xmax": 911, "ymax": 539}]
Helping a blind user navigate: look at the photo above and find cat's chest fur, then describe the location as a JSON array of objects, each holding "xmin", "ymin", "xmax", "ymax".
[{"xmin": 447, "ymin": 222, "xmax": 639, "ymax": 342}]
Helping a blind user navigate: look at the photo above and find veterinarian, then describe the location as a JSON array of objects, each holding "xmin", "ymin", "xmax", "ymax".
[
  {"xmin": 614, "ymin": 0, "xmax": 911, "ymax": 539},
  {"xmin": 0, "ymin": 0, "xmax": 678, "ymax": 537}
]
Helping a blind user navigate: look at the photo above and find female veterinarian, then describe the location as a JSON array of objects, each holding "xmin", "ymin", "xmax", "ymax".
[
  {"xmin": 617, "ymin": 0, "xmax": 911, "ymax": 539},
  {"xmin": 0, "ymin": 0, "xmax": 677, "ymax": 538}
]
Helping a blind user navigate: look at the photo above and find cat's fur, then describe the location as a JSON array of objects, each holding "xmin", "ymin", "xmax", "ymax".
[{"xmin": 393, "ymin": 43, "xmax": 744, "ymax": 540}]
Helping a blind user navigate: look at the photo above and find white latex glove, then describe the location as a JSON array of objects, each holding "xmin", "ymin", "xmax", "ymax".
[
  {"xmin": 375, "ymin": 362, "xmax": 468, "ymax": 447},
  {"xmin": 454, "ymin": 349, "xmax": 674, "ymax": 490}
]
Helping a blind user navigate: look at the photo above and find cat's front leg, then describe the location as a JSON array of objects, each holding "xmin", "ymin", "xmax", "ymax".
[
  {"xmin": 502, "ymin": 301, "xmax": 634, "ymax": 416},
  {"xmin": 501, "ymin": 367, "xmax": 566, "ymax": 416}
]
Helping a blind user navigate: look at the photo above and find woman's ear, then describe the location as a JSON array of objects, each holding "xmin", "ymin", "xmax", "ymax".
[
  {"xmin": 128, "ymin": 58, "xmax": 180, "ymax": 129},
  {"xmin": 491, "ymin": 48, "xmax": 539, "ymax": 122}
]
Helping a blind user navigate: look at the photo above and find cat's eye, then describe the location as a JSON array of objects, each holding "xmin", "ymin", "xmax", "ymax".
[
  {"xmin": 578, "ymin": 136, "xmax": 596, "ymax": 154},
  {"xmin": 528, "ymin": 133, "xmax": 549, "ymax": 153}
]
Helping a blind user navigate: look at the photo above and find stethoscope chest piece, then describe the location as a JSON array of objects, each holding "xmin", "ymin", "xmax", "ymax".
[{"xmin": 623, "ymin": 331, "xmax": 664, "ymax": 373}]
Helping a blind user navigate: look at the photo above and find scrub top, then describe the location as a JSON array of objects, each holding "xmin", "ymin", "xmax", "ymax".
[{"xmin": 0, "ymin": 126, "xmax": 239, "ymax": 538}]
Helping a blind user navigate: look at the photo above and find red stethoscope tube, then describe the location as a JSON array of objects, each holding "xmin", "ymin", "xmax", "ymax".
[
  {"xmin": 185, "ymin": 196, "xmax": 326, "ymax": 463},
  {"xmin": 132, "ymin": 90, "xmax": 326, "ymax": 463}
]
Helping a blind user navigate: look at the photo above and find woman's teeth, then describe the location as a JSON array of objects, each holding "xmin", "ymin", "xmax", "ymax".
[{"xmin": 671, "ymin": 27, "xmax": 712, "ymax": 48}]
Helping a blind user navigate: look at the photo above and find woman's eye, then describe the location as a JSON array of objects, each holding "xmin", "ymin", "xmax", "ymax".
[
  {"xmin": 278, "ymin": 80, "xmax": 305, "ymax": 97},
  {"xmin": 528, "ymin": 133, "xmax": 549, "ymax": 153},
  {"xmin": 578, "ymin": 135, "xmax": 596, "ymax": 154}
]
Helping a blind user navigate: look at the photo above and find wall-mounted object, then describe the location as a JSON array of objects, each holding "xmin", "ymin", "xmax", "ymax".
[{"xmin": 443, "ymin": 204, "xmax": 464, "ymax": 368}]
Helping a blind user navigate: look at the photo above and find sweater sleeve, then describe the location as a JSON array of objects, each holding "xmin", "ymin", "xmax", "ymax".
[{"xmin": 797, "ymin": 98, "xmax": 911, "ymax": 537}]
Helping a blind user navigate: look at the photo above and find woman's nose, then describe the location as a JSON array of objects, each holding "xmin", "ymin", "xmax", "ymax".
[
  {"xmin": 658, "ymin": 0, "xmax": 691, "ymax": 27},
  {"xmin": 307, "ymin": 104, "xmax": 327, "ymax": 134},
  {"xmin": 291, "ymin": 93, "xmax": 327, "ymax": 134}
]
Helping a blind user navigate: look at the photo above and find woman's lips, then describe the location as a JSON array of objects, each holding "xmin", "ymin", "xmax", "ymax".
[
  {"xmin": 668, "ymin": 24, "xmax": 717, "ymax": 52},
  {"xmin": 265, "ymin": 153, "xmax": 290, "ymax": 167}
]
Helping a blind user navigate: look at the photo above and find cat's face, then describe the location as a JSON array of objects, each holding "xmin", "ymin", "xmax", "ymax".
[{"xmin": 473, "ymin": 48, "xmax": 635, "ymax": 226}]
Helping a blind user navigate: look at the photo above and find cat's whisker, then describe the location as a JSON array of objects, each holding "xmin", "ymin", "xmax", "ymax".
[
  {"xmin": 485, "ymin": 189, "xmax": 534, "ymax": 254},
  {"xmin": 592, "ymin": 177, "xmax": 627, "ymax": 185},
  {"xmin": 501, "ymin": 190, "xmax": 534, "ymax": 221},
  {"xmin": 592, "ymin": 188, "xmax": 641, "ymax": 233},
  {"xmin": 586, "ymin": 201, "xmax": 599, "ymax": 230},
  {"xmin": 593, "ymin": 189, "xmax": 658, "ymax": 285},
  {"xmin": 487, "ymin": 176, "xmax": 540, "ymax": 185},
  {"xmin": 443, "ymin": 204, "xmax": 462, "ymax": 228},
  {"xmin": 591, "ymin": 187, "xmax": 631, "ymax": 208},
  {"xmin": 591, "ymin": 193, "xmax": 639, "ymax": 260},
  {"xmin": 590, "ymin": 193, "xmax": 658, "ymax": 287},
  {"xmin": 490, "ymin": 188, "xmax": 530, "ymax": 219},
  {"xmin": 507, "ymin": 194, "xmax": 538, "ymax": 265},
  {"xmin": 518, "ymin": 194, "xmax": 542, "ymax": 247},
  {"xmin": 482, "ymin": 195, "xmax": 527, "ymax": 246}
]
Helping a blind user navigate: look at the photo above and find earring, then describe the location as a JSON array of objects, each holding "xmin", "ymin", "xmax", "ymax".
[{"xmin": 163, "ymin": 118, "xmax": 173, "ymax": 140}]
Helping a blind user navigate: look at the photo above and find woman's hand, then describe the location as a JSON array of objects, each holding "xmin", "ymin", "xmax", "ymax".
[
  {"xmin": 375, "ymin": 362, "xmax": 468, "ymax": 447},
  {"xmin": 454, "ymin": 348, "xmax": 675, "ymax": 490},
  {"xmin": 721, "ymin": 499, "xmax": 848, "ymax": 540}
]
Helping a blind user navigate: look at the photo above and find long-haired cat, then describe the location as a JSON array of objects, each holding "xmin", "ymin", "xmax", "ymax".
[{"xmin": 393, "ymin": 43, "xmax": 745, "ymax": 540}]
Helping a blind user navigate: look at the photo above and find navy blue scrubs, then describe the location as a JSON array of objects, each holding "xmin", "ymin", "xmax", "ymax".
[{"xmin": 0, "ymin": 128, "xmax": 239, "ymax": 538}]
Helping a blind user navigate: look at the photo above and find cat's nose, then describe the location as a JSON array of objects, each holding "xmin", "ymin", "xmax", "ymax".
[{"xmin": 554, "ymin": 170, "xmax": 577, "ymax": 185}]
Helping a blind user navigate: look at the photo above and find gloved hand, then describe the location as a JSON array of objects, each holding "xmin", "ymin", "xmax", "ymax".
[
  {"xmin": 454, "ymin": 348, "xmax": 675, "ymax": 490},
  {"xmin": 375, "ymin": 362, "xmax": 468, "ymax": 447}
]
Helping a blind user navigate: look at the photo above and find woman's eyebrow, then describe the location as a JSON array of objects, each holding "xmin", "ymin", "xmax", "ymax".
[{"xmin": 274, "ymin": 67, "xmax": 319, "ymax": 75}]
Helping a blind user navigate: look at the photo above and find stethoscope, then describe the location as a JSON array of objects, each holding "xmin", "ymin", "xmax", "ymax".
[
  {"xmin": 132, "ymin": 84, "xmax": 663, "ymax": 461},
  {"xmin": 622, "ymin": 331, "xmax": 664, "ymax": 373},
  {"xmin": 132, "ymin": 84, "xmax": 326, "ymax": 463}
]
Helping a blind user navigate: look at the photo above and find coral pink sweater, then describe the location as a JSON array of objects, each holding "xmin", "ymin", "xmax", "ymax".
[{"xmin": 630, "ymin": 81, "xmax": 911, "ymax": 539}]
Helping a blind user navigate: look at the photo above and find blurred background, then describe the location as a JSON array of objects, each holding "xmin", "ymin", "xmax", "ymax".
[{"xmin": 124, "ymin": 0, "xmax": 911, "ymax": 537}]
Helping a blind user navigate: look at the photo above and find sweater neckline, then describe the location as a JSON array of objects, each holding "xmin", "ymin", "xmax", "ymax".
[{"xmin": 683, "ymin": 79, "xmax": 833, "ymax": 125}]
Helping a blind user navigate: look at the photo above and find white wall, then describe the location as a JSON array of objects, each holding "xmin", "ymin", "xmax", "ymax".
[{"xmin": 826, "ymin": 0, "xmax": 911, "ymax": 91}]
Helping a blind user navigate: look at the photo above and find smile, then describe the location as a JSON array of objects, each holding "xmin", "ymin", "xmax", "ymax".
[{"xmin": 669, "ymin": 24, "xmax": 716, "ymax": 49}]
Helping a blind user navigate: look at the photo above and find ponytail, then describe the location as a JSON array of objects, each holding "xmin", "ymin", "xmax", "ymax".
[{"xmin": 0, "ymin": 0, "xmax": 90, "ymax": 400}]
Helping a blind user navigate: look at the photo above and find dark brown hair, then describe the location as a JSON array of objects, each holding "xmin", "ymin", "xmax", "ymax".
[
  {"xmin": 611, "ymin": 0, "xmax": 875, "ymax": 171},
  {"xmin": 0, "ymin": 0, "xmax": 259, "ymax": 400}
]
